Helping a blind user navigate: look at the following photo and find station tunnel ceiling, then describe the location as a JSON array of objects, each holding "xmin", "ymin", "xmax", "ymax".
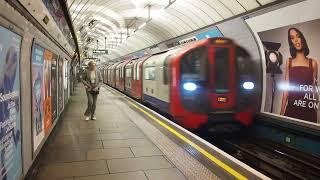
[{"xmin": 67, "ymin": 0, "xmax": 278, "ymax": 60}]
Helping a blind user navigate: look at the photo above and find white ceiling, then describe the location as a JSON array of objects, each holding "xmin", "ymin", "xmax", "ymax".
[{"xmin": 67, "ymin": 0, "xmax": 278, "ymax": 60}]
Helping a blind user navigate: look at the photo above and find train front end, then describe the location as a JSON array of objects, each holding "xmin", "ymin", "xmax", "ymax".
[
  {"xmin": 208, "ymin": 38, "xmax": 258, "ymax": 126},
  {"xmin": 172, "ymin": 38, "xmax": 259, "ymax": 129}
]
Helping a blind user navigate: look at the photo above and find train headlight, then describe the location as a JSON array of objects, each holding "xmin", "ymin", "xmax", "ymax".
[
  {"xmin": 183, "ymin": 82, "xmax": 197, "ymax": 91},
  {"xmin": 243, "ymin": 82, "xmax": 254, "ymax": 90}
]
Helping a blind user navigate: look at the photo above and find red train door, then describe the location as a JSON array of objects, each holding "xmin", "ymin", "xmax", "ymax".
[{"xmin": 209, "ymin": 44, "xmax": 236, "ymax": 111}]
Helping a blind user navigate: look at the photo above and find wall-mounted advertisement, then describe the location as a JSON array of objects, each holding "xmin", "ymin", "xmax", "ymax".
[
  {"xmin": 67, "ymin": 62, "xmax": 71, "ymax": 99},
  {"xmin": 0, "ymin": 26, "xmax": 22, "ymax": 180},
  {"xmin": 51, "ymin": 53, "xmax": 58, "ymax": 121},
  {"xmin": 64, "ymin": 60, "xmax": 68, "ymax": 105},
  {"xmin": 58, "ymin": 57, "xmax": 64, "ymax": 114},
  {"xmin": 42, "ymin": 0, "xmax": 75, "ymax": 49},
  {"xmin": 44, "ymin": 49, "xmax": 52, "ymax": 133},
  {"xmin": 31, "ymin": 44, "xmax": 45, "ymax": 152},
  {"xmin": 246, "ymin": 0, "xmax": 320, "ymax": 124}
]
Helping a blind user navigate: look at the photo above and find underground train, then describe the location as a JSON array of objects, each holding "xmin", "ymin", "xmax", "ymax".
[{"xmin": 103, "ymin": 37, "xmax": 259, "ymax": 129}]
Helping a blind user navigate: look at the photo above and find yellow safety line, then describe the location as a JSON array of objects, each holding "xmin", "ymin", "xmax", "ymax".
[{"xmin": 105, "ymin": 85, "xmax": 247, "ymax": 179}]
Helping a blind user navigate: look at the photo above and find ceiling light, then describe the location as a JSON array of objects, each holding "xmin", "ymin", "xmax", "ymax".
[{"xmin": 138, "ymin": 22, "xmax": 146, "ymax": 29}]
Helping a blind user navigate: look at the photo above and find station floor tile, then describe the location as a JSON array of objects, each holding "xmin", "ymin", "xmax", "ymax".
[
  {"xmin": 74, "ymin": 171, "xmax": 147, "ymax": 180},
  {"xmin": 40, "ymin": 149, "xmax": 86, "ymax": 164},
  {"xmin": 107, "ymin": 156, "xmax": 173, "ymax": 173},
  {"xmin": 99, "ymin": 132, "xmax": 124, "ymax": 140},
  {"xmin": 102, "ymin": 138, "xmax": 154, "ymax": 148},
  {"xmin": 131, "ymin": 146, "xmax": 164, "ymax": 157},
  {"xmin": 145, "ymin": 168, "xmax": 187, "ymax": 180},
  {"xmin": 46, "ymin": 138, "xmax": 103, "ymax": 151},
  {"xmin": 35, "ymin": 177, "xmax": 74, "ymax": 180},
  {"xmin": 86, "ymin": 147, "xmax": 134, "ymax": 160},
  {"xmin": 36, "ymin": 160, "xmax": 108, "ymax": 178}
]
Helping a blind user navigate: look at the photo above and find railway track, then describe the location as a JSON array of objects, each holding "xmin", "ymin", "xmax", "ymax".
[{"xmin": 215, "ymin": 138, "xmax": 320, "ymax": 180}]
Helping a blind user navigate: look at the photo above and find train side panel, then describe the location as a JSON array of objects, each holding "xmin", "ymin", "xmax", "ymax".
[
  {"xmin": 142, "ymin": 53, "xmax": 171, "ymax": 113},
  {"xmin": 125, "ymin": 61, "xmax": 135, "ymax": 95}
]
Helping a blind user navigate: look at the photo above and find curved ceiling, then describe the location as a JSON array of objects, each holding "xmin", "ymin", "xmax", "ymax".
[{"xmin": 67, "ymin": 0, "xmax": 278, "ymax": 61}]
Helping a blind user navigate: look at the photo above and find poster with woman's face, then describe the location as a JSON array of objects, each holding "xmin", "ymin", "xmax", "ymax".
[
  {"xmin": 245, "ymin": 0, "xmax": 320, "ymax": 125},
  {"xmin": 32, "ymin": 44, "xmax": 45, "ymax": 152},
  {"xmin": 258, "ymin": 19, "xmax": 320, "ymax": 124},
  {"xmin": 0, "ymin": 26, "xmax": 22, "ymax": 180}
]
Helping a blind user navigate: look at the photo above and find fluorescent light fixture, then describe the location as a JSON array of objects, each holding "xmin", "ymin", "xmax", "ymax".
[
  {"xmin": 138, "ymin": 22, "xmax": 147, "ymax": 29},
  {"xmin": 243, "ymin": 82, "xmax": 254, "ymax": 90},
  {"xmin": 152, "ymin": 7, "xmax": 165, "ymax": 19},
  {"xmin": 183, "ymin": 82, "xmax": 197, "ymax": 91}
]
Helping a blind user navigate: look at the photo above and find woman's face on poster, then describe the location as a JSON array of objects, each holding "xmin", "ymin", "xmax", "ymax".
[
  {"xmin": 6, "ymin": 47, "xmax": 17, "ymax": 78},
  {"xmin": 290, "ymin": 29, "xmax": 303, "ymax": 51}
]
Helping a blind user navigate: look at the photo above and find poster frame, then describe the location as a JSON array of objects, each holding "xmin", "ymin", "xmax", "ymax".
[
  {"xmin": 0, "ymin": 16, "xmax": 23, "ymax": 180},
  {"xmin": 30, "ymin": 39, "xmax": 45, "ymax": 157}
]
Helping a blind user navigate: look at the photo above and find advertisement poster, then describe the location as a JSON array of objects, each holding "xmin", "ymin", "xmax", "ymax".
[
  {"xmin": 32, "ymin": 44, "xmax": 45, "ymax": 152},
  {"xmin": 43, "ymin": 49, "xmax": 52, "ymax": 133},
  {"xmin": 58, "ymin": 57, "xmax": 64, "ymax": 114},
  {"xmin": 63, "ymin": 60, "xmax": 68, "ymax": 105},
  {"xmin": 51, "ymin": 53, "xmax": 58, "ymax": 121},
  {"xmin": 42, "ymin": 0, "xmax": 75, "ymax": 49},
  {"xmin": 0, "ymin": 26, "xmax": 22, "ymax": 180},
  {"xmin": 67, "ymin": 62, "xmax": 70, "ymax": 99},
  {"xmin": 246, "ymin": 0, "xmax": 320, "ymax": 124}
]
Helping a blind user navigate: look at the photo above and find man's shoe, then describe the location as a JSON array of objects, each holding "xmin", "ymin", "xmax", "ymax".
[
  {"xmin": 85, "ymin": 116, "xmax": 90, "ymax": 121},
  {"xmin": 91, "ymin": 116, "xmax": 97, "ymax": 120}
]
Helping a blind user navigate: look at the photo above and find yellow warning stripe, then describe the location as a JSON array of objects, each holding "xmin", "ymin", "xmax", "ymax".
[{"xmin": 105, "ymin": 85, "xmax": 247, "ymax": 179}]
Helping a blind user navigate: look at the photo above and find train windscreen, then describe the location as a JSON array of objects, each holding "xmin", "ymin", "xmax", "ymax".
[
  {"xmin": 214, "ymin": 48, "xmax": 230, "ymax": 93},
  {"xmin": 180, "ymin": 47, "xmax": 208, "ymax": 81}
]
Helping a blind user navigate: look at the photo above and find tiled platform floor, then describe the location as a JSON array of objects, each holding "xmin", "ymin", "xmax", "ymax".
[{"xmin": 32, "ymin": 85, "xmax": 187, "ymax": 180}]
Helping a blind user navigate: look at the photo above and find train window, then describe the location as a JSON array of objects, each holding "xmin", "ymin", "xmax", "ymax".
[
  {"xmin": 180, "ymin": 47, "xmax": 208, "ymax": 81},
  {"xmin": 136, "ymin": 63, "xmax": 140, "ymax": 80},
  {"xmin": 214, "ymin": 48, "xmax": 230, "ymax": 93},
  {"xmin": 126, "ymin": 68, "xmax": 132, "ymax": 78},
  {"xmin": 134, "ymin": 63, "xmax": 138, "ymax": 80},
  {"xmin": 133, "ymin": 65, "xmax": 135, "ymax": 80},
  {"xmin": 116, "ymin": 69, "xmax": 120, "ymax": 81},
  {"xmin": 235, "ymin": 47, "xmax": 252, "ymax": 75},
  {"xmin": 122, "ymin": 66, "xmax": 126, "ymax": 79},
  {"xmin": 145, "ymin": 67, "xmax": 155, "ymax": 80},
  {"xmin": 163, "ymin": 56, "xmax": 171, "ymax": 85},
  {"xmin": 121, "ymin": 67, "xmax": 123, "ymax": 78}
]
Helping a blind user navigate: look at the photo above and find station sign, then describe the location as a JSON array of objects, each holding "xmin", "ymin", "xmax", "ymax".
[
  {"xmin": 178, "ymin": 36, "xmax": 198, "ymax": 45},
  {"xmin": 167, "ymin": 27, "xmax": 223, "ymax": 48},
  {"xmin": 92, "ymin": 49, "xmax": 109, "ymax": 55}
]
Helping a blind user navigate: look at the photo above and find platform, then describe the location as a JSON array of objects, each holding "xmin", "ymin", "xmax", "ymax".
[{"xmin": 30, "ymin": 85, "xmax": 223, "ymax": 180}]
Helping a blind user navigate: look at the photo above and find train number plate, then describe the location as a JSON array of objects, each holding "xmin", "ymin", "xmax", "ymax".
[{"xmin": 217, "ymin": 96, "xmax": 228, "ymax": 103}]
